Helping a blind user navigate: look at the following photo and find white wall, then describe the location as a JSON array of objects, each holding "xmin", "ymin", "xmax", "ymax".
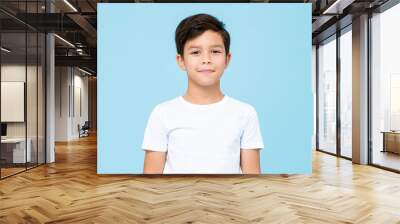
[
  {"xmin": 72, "ymin": 72, "xmax": 89, "ymax": 138},
  {"xmin": 55, "ymin": 66, "xmax": 69, "ymax": 141},
  {"xmin": 55, "ymin": 67, "xmax": 89, "ymax": 141},
  {"xmin": 1, "ymin": 65, "xmax": 26, "ymax": 132}
]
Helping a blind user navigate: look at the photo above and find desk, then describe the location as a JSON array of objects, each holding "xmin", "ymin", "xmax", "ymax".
[
  {"xmin": 1, "ymin": 138, "xmax": 31, "ymax": 163},
  {"xmin": 381, "ymin": 131, "xmax": 400, "ymax": 154}
]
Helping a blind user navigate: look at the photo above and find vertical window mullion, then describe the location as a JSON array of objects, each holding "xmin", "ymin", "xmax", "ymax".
[
  {"xmin": 367, "ymin": 11, "xmax": 373, "ymax": 165},
  {"xmin": 25, "ymin": 0, "xmax": 28, "ymax": 171},
  {"xmin": 336, "ymin": 29, "xmax": 341, "ymax": 157},
  {"xmin": 36, "ymin": 0, "xmax": 39, "ymax": 167},
  {"xmin": 316, "ymin": 45, "xmax": 320, "ymax": 150}
]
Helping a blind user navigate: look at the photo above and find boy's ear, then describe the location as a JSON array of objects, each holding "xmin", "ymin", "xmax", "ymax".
[
  {"xmin": 225, "ymin": 52, "xmax": 232, "ymax": 68},
  {"xmin": 176, "ymin": 54, "xmax": 186, "ymax": 71}
]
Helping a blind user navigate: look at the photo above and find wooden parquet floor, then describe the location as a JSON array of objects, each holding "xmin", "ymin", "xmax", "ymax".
[{"xmin": 1, "ymin": 134, "xmax": 400, "ymax": 223}]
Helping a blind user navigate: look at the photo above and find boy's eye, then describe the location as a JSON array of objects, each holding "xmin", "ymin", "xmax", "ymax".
[
  {"xmin": 190, "ymin": 51, "xmax": 200, "ymax": 55},
  {"xmin": 212, "ymin": 50, "xmax": 222, "ymax": 54}
]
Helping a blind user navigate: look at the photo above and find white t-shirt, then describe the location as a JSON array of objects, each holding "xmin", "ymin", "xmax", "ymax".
[{"xmin": 141, "ymin": 95, "xmax": 264, "ymax": 174}]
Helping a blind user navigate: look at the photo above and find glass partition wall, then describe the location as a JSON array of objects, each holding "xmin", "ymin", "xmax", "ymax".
[
  {"xmin": 317, "ymin": 35, "xmax": 337, "ymax": 155},
  {"xmin": 316, "ymin": 0, "xmax": 400, "ymax": 173},
  {"xmin": 370, "ymin": 3, "xmax": 400, "ymax": 172},
  {"xmin": 316, "ymin": 26, "xmax": 353, "ymax": 159},
  {"xmin": 339, "ymin": 27, "xmax": 352, "ymax": 159},
  {"xmin": 0, "ymin": 1, "xmax": 46, "ymax": 179}
]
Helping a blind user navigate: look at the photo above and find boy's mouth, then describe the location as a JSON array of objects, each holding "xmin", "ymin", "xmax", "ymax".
[{"xmin": 197, "ymin": 69, "xmax": 215, "ymax": 74}]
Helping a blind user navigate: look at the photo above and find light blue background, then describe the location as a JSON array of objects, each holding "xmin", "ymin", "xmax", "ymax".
[{"xmin": 98, "ymin": 3, "xmax": 312, "ymax": 174}]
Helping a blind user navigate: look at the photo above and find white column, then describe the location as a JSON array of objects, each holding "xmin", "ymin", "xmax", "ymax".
[
  {"xmin": 352, "ymin": 14, "xmax": 369, "ymax": 164},
  {"xmin": 46, "ymin": 1, "xmax": 55, "ymax": 163}
]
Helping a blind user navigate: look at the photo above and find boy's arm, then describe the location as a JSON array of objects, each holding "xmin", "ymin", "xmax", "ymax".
[
  {"xmin": 240, "ymin": 149, "xmax": 261, "ymax": 174},
  {"xmin": 143, "ymin": 150, "xmax": 166, "ymax": 174}
]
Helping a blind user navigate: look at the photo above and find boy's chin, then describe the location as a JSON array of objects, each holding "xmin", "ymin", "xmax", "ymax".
[
  {"xmin": 192, "ymin": 80, "xmax": 220, "ymax": 88},
  {"xmin": 188, "ymin": 76, "xmax": 221, "ymax": 88}
]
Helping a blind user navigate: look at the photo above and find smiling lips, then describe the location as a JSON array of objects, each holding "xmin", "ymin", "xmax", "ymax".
[{"xmin": 198, "ymin": 69, "xmax": 215, "ymax": 74}]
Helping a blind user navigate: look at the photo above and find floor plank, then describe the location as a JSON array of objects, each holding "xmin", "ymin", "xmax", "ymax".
[{"xmin": 1, "ymin": 134, "xmax": 400, "ymax": 223}]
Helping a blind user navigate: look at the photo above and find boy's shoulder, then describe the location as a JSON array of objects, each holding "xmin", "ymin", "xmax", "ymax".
[
  {"xmin": 225, "ymin": 96, "xmax": 257, "ymax": 114},
  {"xmin": 151, "ymin": 97, "xmax": 181, "ymax": 111},
  {"xmin": 226, "ymin": 96, "xmax": 253, "ymax": 108}
]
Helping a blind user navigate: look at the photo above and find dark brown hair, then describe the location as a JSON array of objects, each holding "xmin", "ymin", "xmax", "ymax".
[{"xmin": 175, "ymin": 13, "xmax": 230, "ymax": 56}]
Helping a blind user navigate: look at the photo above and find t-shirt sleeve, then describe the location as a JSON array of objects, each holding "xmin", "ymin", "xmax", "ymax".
[
  {"xmin": 240, "ymin": 106, "xmax": 264, "ymax": 150},
  {"xmin": 141, "ymin": 106, "xmax": 168, "ymax": 152}
]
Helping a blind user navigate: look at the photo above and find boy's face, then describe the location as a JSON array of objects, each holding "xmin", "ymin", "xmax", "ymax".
[{"xmin": 176, "ymin": 30, "xmax": 231, "ymax": 88}]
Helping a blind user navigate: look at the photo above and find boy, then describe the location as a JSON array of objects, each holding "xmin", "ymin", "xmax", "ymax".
[{"xmin": 142, "ymin": 13, "xmax": 264, "ymax": 174}]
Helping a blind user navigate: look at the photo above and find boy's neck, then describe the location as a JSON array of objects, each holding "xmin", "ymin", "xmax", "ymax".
[{"xmin": 183, "ymin": 84, "xmax": 224, "ymax": 105}]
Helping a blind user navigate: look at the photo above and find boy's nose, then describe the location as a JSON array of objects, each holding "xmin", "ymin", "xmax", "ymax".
[{"xmin": 202, "ymin": 55, "xmax": 211, "ymax": 64}]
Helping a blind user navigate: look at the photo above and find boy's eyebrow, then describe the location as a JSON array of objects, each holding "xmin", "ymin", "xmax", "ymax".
[
  {"xmin": 209, "ymin": 44, "xmax": 224, "ymax": 48},
  {"xmin": 187, "ymin": 44, "xmax": 224, "ymax": 49}
]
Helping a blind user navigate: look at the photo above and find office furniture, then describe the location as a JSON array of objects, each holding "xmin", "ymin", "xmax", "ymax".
[
  {"xmin": 79, "ymin": 121, "xmax": 90, "ymax": 138},
  {"xmin": 381, "ymin": 131, "xmax": 400, "ymax": 154},
  {"xmin": 0, "ymin": 138, "xmax": 32, "ymax": 164}
]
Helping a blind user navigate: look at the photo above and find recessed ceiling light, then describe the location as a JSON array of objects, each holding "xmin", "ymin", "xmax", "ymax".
[
  {"xmin": 54, "ymin": 34, "xmax": 75, "ymax": 48},
  {"xmin": 1, "ymin": 47, "xmax": 11, "ymax": 53},
  {"xmin": 78, "ymin": 67, "xmax": 93, "ymax": 76},
  {"xmin": 63, "ymin": 0, "xmax": 78, "ymax": 12},
  {"xmin": 323, "ymin": 0, "xmax": 354, "ymax": 15}
]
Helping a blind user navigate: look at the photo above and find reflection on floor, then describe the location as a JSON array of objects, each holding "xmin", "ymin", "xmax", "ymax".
[
  {"xmin": 0, "ymin": 163, "xmax": 40, "ymax": 178},
  {"xmin": 340, "ymin": 147, "xmax": 352, "ymax": 158},
  {"xmin": 0, "ymin": 167, "xmax": 25, "ymax": 178},
  {"xmin": 373, "ymin": 150, "xmax": 400, "ymax": 171}
]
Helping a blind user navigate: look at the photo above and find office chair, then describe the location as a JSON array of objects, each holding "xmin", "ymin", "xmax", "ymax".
[{"xmin": 79, "ymin": 121, "xmax": 90, "ymax": 138}]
